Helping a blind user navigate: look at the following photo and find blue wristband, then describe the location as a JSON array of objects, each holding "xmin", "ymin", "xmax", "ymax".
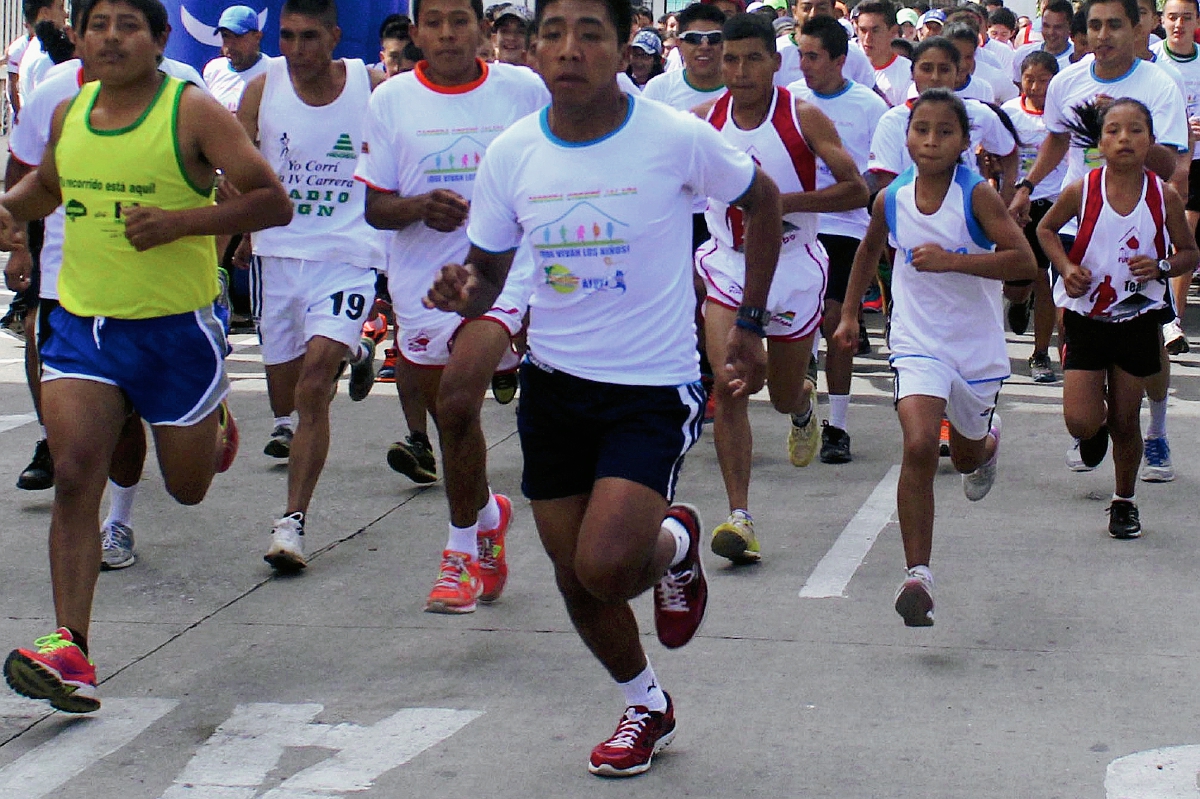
[{"xmin": 735, "ymin": 317, "xmax": 766, "ymax": 337}]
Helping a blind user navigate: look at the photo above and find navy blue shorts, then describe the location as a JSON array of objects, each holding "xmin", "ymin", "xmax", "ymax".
[
  {"xmin": 41, "ymin": 305, "xmax": 230, "ymax": 426},
  {"xmin": 517, "ymin": 359, "xmax": 705, "ymax": 501}
]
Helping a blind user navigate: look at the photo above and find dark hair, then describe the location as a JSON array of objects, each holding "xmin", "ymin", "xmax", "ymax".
[
  {"xmin": 957, "ymin": 2, "xmax": 988, "ymax": 20},
  {"xmin": 378, "ymin": 13, "xmax": 410, "ymax": 38},
  {"xmin": 891, "ymin": 35, "xmax": 914, "ymax": 58},
  {"xmin": 799, "ymin": 14, "xmax": 849, "ymax": 58},
  {"xmin": 535, "ymin": 0, "xmax": 631, "ymax": 43},
  {"xmin": 22, "ymin": 0, "xmax": 54, "ymax": 25},
  {"xmin": 987, "ymin": 6, "xmax": 1016, "ymax": 28},
  {"xmin": 1083, "ymin": 0, "xmax": 1140, "ymax": 27},
  {"xmin": 1071, "ymin": 7, "xmax": 1088, "ymax": 33},
  {"xmin": 1063, "ymin": 96, "xmax": 1155, "ymax": 148},
  {"xmin": 912, "ymin": 34, "xmax": 962, "ymax": 65},
  {"xmin": 380, "ymin": 18, "xmax": 411, "ymax": 41},
  {"xmin": 943, "ymin": 20, "xmax": 979, "ymax": 45},
  {"xmin": 908, "ymin": 87, "xmax": 972, "ymax": 141},
  {"xmin": 855, "ymin": 1, "xmax": 898, "ymax": 28},
  {"xmin": 35, "ymin": 19, "xmax": 73, "ymax": 62},
  {"xmin": 633, "ymin": 4, "xmax": 653, "ymax": 18},
  {"xmin": 723, "ymin": 11, "xmax": 777, "ymax": 52},
  {"xmin": 415, "ymin": 0, "xmax": 484, "ymax": 23},
  {"xmin": 402, "ymin": 38, "xmax": 424, "ymax": 61},
  {"xmin": 677, "ymin": 1, "xmax": 727, "ymax": 31},
  {"xmin": 946, "ymin": 8, "xmax": 981, "ymax": 30},
  {"xmin": 79, "ymin": 0, "xmax": 169, "ymax": 38},
  {"xmin": 1166, "ymin": 0, "xmax": 1200, "ymax": 14},
  {"xmin": 281, "ymin": 0, "xmax": 340, "ymax": 27},
  {"xmin": 1019, "ymin": 48, "xmax": 1059, "ymax": 75},
  {"xmin": 987, "ymin": 100, "xmax": 1022, "ymax": 147},
  {"xmin": 1043, "ymin": 0, "xmax": 1074, "ymax": 19}
]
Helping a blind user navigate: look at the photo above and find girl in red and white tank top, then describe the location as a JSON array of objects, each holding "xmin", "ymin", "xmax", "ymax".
[{"xmin": 1037, "ymin": 98, "xmax": 1199, "ymax": 538}]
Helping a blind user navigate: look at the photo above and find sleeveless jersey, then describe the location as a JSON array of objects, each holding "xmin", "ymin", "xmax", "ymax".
[
  {"xmin": 885, "ymin": 165, "xmax": 1008, "ymax": 382},
  {"xmin": 1054, "ymin": 167, "xmax": 1169, "ymax": 321},
  {"xmin": 56, "ymin": 76, "xmax": 218, "ymax": 319},
  {"xmin": 253, "ymin": 57, "xmax": 381, "ymax": 268},
  {"xmin": 704, "ymin": 86, "xmax": 818, "ymax": 256}
]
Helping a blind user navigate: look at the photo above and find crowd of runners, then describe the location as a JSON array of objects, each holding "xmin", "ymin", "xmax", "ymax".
[{"xmin": 0, "ymin": 0, "xmax": 1196, "ymax": 778}]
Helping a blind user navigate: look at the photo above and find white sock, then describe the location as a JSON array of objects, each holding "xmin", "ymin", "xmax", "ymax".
[
  {"xmin": 350, "ymin": 341, "xmax": 370, "ymax": 364},
  {"xmin": 273, "ymin": 416, "xmax": 293, "ymax": 430},
  {"xmin": 829, "ymin": 394, "xmax": 850, "ymax": 431},
  {"xmin": 105, "ymin": 480, "xmax": 138, "ymax": 527},
  {"xmin": 446, "ymin": 522, "xmax": 478, "ymax": 560},
  {"xmin": 1112, "ymin": 493, "xmax": 1135, "ymax": 504},
  {"xmin": 1146, "ymin": 398, "xmax": 1168, "ymax": 439},
  {"xmin": 811, "ymin": 334, "xmax": 820, "ymax": 359},
  {"xmin": 39, "ymin": 425, "xmax": 47, "ymax": 439},
  {"xmin": 663, "ymin": 516, "xmax": 690, "ymax": 567},
  {"xmin": 906, "ymin": 564, "xmax": 933, "ymax": 584},
  {"xmin": 477, "ymin": 491, "xmax": 501, "ymax": 531},
  {"xmin": 619, "ymin": 662, "xmax": 668, "ymax": 712}
]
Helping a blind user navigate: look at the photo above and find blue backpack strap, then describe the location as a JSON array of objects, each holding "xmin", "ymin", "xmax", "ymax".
[
  {"xmin": 954, "ymin": 165, "xmax": 995, "ymax": 250},
  {"xmin": 884, "ymin": 165, "xmax": 916, "ymax": 236}
]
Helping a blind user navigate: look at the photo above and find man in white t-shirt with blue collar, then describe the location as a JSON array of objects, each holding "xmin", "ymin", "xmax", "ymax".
[
  {"xmin": 427, "ymin": 0, "xmax": 782, "ymax": 777},
  {"xmin": 203, "ymin": 5, "xmax": 273, "ymax": 113}
]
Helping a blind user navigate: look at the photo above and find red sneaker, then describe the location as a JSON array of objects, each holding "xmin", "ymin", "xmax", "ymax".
[
  {"xmin": 216, "ymin": 401, "xmax": 239, "ymax": 473},
  {"xmin": 588, "ymin": 694, "xmax": 676, "ymax": 777},
  {"xmin": 477, "ymin": 494, "xmax": 512, "ymax": 603},
  {"xmin": 377, "ymin": 348, "xmax": 398, "ymax": 383},
  {"xmin": 4, "ymin": 628, "xmax": 99, "ymax": 713},
  {"xmin": 654, "ymin": 504, "xmax": 707, "ymax": 649},
  {"xmin": 425, "ymin": 550, "xmax": 482, "ymax": 614},
  {"xmin": 938, "ymin": 418, "xmax": 951, "ymax": 458},
  {"xmin": 361, "ymin": 300, "xmax": 391, "ymax": 345}
]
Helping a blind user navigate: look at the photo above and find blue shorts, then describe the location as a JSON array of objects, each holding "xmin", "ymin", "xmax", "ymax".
[
  {"xmin": 41, "ymin": 305, "xmax": 230, "ymax": 426},
  {"xmin": 516, "ymin": 358, "xmax": 705, "ymax": 501}
]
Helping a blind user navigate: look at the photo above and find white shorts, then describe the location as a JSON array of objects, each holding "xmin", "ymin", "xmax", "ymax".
[
  {"xmin": 253, "ymin": 256, "xmax": 377, "ymax": 366},
  {"xmin": 695, "ymin": 238, "xmax": 827, "ymax": 341},
  {"xmin": 892, "ymin": 355, "xmax": 1002, "ymax": 441}
]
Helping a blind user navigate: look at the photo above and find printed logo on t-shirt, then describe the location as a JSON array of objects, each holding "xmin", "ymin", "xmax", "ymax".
[
  {"xmin": 528, "ymin": 197, "xmax": 633, "ymax": 295},
  {"xmin": 419, "ymin": 134, "xmax": 485, "ymax": 185},
  {"xmin": 327, "ymin": 133, "xmax": 357, "ymax": 159}
]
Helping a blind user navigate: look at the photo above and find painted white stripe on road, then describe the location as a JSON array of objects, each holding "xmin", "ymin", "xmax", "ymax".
[
  {"xmin": 799, "ymin": 465, "xmax": 900, "ymax": 599},
  {"xmin": 0, "ymin": 413, "xmax": 37, "ymax": 434},
  {"xmin": 1106, "ymin": 745, "xmax": 1200, "ymax": 798},
  {"xmin": 0, "ymin": 698, "xmax": 178, "ymax": 799}
]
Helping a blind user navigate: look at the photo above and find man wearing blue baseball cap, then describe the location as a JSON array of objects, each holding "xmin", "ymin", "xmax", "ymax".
[
  {"xmin": 204, "ymin": 4, "xmax": 271, "ymax": 112},
  {"xmin": 917, "ymin": 8, "xmax": 946, "ymax": 39}
]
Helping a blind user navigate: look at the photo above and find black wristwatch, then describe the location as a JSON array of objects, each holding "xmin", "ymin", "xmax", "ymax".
[
  {"xmin": 1158, "ymin": 259, "xmax": 1172, "ymax": 277},
  {"xmin": 736, "ymin": 305, "xmax": 769, "ymax": 328},
  {"xmin": 1015, "ymin": 178, "xmax": 1036, "ymax": 194}
]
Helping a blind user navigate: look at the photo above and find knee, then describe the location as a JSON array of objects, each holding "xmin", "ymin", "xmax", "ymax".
[
  {"xmin": 574, "ymin": 556, "xmax": 639, "ymax": 604},
  {"xmin": 294, "ymin": 371, "xmax": 334, "ymax": 414},
  {"xmin": 436, "ymin": 381, "xmax": 482, "ymax": 436},
  {"xmin": 1064, "ymin": 408, "xmax": 1103, "ymax": 440},
  {"xmin": 901, "ymin": 436, "xmax": 939, "ymax": 474}
]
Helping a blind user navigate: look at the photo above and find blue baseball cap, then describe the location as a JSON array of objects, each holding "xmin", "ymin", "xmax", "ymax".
[
  {"xmin": 631, "ymin": 29, "xmax": 664, "ymax": 56},
  {"xmin": 918, "ymin": 9, "xmax": 946, "ymax": 26},
  {"xmin": 216, "ymin": 5, "xmax": 260, "ymax": 35}
]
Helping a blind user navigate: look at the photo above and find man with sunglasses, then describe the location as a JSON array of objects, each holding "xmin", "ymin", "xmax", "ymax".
[{"xmin": 643, "ymin": 2, "xmax": 727, "ymax": 108}]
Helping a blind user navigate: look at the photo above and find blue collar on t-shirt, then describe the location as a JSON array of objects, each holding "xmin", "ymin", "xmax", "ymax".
[{"xmin": 540, "ymin": 94, "xmax": 636, "ymax": 148}]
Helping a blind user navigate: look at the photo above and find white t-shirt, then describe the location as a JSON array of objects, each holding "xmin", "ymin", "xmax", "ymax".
[
  {"xmin": 642, "ymin": 68, "xmax": 725, "ymax": 112},
  {"xmin": 983, "ymin": 36, "xmax": 1016, "ymax": 78},
  {"xmin": 976, "ymin": 59, "xmax": 1018, "ymax": 103},
  {"xmin": 617, "ymin": 70, "xmax": 642, "ymax": 95},
  {"xmin": 869, "ymin": 98, "xmax": 1016, "ymax": 177},
  {"xmin": 1011, "ymin": 40, "xmax": 1074, "ymax": 82},
  {"xmin": 1043, "ymin": 57, "xmax": 1188, "ymax": 233},
  {"xmin": 789, "ymin": 78, "xmax": 887, "ymax": 238},
  {"xmin": 203, "ymin": 54, "xmax": 274, "ymax": 112},
  {"xmin": 17, "ymin": 36, "xmax": 51, "ymax": 105},
  {"xmin": 466, "ymin": 96, "xmax": 755, "ymax": 385},
  {"xmin": 354, "ymin": 60, "xmax": 549, "ymax": 314},
  {"xmin": 1001, "ymin": 95, "xmax": 1066, "ymax": 202},
  {"xmin": 1151, "ymin": 40, "xmax": 1200, "ymax": 158},
  {"xmin": 775, "ymin": 34, "xmax": 875, "ymax": 90},
  {"xmin": 6, "ymin": 34, "xmax": 28, "ymax": 75},
  {"xmin": 665, "ymin": 46, "xmax": 683, "ymax": 73},
  {"xmin": 872, "ymin": 54, "xmax": 912, "ymax": 108}
]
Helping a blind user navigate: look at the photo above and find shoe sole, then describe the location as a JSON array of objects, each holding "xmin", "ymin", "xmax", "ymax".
[
  {"xmin": 588, "ymin": 727, "xmax": 676, "ymax": 777},
  {"xmin": 819, "ymin": 448, "xmax": 851, "ymax": 464},
  {"xmin": 15, "ymin": 475, "xmax": 53, "ymax": 491},
  {"xmin": 1032, "ymin": 374, "xmax": 1057, "ymax": 384},
  {"xmin": 349, "ymin": 363, "xmax": 376, "ymax": 402},
  {"xmin": 4, "ymin": 651, "xmax": 100, "ymax": 713},
  {"xmin": 1109, "ymin": 525, "xmax": 1142, "ymax": 540},
  {"xmin": 217, "ymin": 410, "xmax": 239, "ymax": 474},
  {"xmin": 1166, "ymin": 339, "xmax": 1189, "ymax": 355},
  {"xmin": 386, "ymin": 448, "xmax": 438, "ymax": 484},
  {"xmin": 1140, "ymin": 465, "xmax": 1175, "ymax": 482},
  {"xmin": 711, "ymin": 529, "xmax": 761, "ymax": 564},
  {"xmin": 895, "ymin": 585, "xmax": 934, "ymax": 627},
  {"xmin": 101, "ymin": 553, "xmax": 137, "ymax": 570},
  {"xmin": 263, "ymin": 441, "xmax": 291, "ymax": 459},
  {"xmin": 424, "ymin": 599, "xmax": 477, "ymax": 614},
  {"xmin": 264, "ymin": 550, "xmax": 307, "ymax": 573}
]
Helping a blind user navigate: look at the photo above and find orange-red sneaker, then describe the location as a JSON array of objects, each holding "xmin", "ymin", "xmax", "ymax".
[
  {"xmin": 4, "ymin": 628, "xmax": 99, "ymax": 713},
  {"xmin": 377, "ymin": 348, "xmax": 398, "ymax": 383},
  {"xmin": 425, "ymin": 550, "xmax": 482, "ymax": 614},
  {"xmin": 216, "ymin": 401, "xmax": 239, "ymax": 473},
  {"xmin": 938, "ymin": 418, "xmax": 951, "ymax": 458},
  {"xmin": 477, "ymin": 494, "xmax": 512, "ymax": 603},
  {"xmin": 361, "ymin": 301, "xmax": 390, "ymax": 345}
]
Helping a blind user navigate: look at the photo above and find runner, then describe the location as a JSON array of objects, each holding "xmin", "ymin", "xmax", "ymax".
[
  {"xmin": 854, "ymin": 1, "xmax": 911, "ymax": 106},
  {"xmin": 642, "ymin": 2, "xmax": 726, "ymax": 106},
  {"xmin": 789, "ymin": 14, "xmax": 888, "ymax": 463},
  {"xmin": 1036, "ymin": 98, "xmax": 1198, "ymax": 538},
  {"xmin": 696, "ymin": 12, "xmax": 866, "ymax": 564},
  {"xmin": 202, "ymin": 5, "xmax": 272, "ymax": 112},
  {"xmin": 1011, "ymin": 0, "xmax": 1075, "ymax": 80},
  {"xmin": 776, "ymin": 0, "xmax": 874, "ymax": 88},
  {"xmin": 356, "ymin": 0, "xmax": 548, "ymax": 612},
  {"xmin": 425, "ymin": 0, "xmax": 780, "ymax": 774},
  {"xmin": 836, "ymin": 88, "xmax": 1036, "ymax": 627},
  {"xmin": 0, "ymin": 0, "xmax": 290, "ymax": 712},
  {"xmin": 1002, "ymin": 51, "xmax": 1066, "ymax": 384},
  {"xmin": 236, "ymin": 0, "xmax": 386, "ymax": 572}
]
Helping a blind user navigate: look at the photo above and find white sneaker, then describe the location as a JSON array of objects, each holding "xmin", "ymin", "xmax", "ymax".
[
  {"xmin": 1066, "ymin": 438, "xmax": 1095, "ymax": 472},
  {"xmin": 100, "ymin": 521, "xmax": 136, "ymax": 570},
  {"xmin": 962, "ymin": 414, "xmax": 1001, "ymax": 501},
  {"xmin": 1164, "ymin": 320, "xmax": 1189, "ymax": 355},
  {"xmin": 895, "ymin": 566, "xmax": 934, "ymax": 627},
  {"xmin": 1140, "ymin": 435, "xmax": 1175, "ymax": 482},
  {"xmin": 264, "ymin": 512, "xmax": 306, "ymax": 572}
]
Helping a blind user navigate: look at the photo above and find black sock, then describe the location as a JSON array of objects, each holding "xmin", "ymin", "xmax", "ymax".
[{"xmin": 66, "ymin": 627, "xmax": 88, "ymax": 657}]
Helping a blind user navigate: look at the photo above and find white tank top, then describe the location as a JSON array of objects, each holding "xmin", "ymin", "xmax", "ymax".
[
  {"xmin": 253, "ymin": 57, "xmax": 381, "ymax": 268},
  {"xmin": 885, "ymin": 165, "xmax": 1008, "ymax": 382},
  {"xmin": 1053, "ymin": 167, "xmax": 1169, "ymax": 321},
  {"xmin": 704, "ymin": 87, "xmax": 818, "ymax": 256}
]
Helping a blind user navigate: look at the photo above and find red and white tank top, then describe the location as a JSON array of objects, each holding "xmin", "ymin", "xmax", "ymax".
[
  {"xmin": 1053, "ymin": 167, "xmax": 1170, "ymax": 321},
  {"xmin": 703, "ymin": 86, "xmax": 817, "ymax": 255}
]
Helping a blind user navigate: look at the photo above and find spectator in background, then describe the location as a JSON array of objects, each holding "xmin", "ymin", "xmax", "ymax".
[
  {"xmin": 627, "ymin": 28, "xmax": 664, "ymax": 89},
  {"xmin": 491, "ymin": 4, "xmax": 532, "ymax": 65},
  {"xmin": 897, "ymin": 7, "xmax": 919, "ymax": 40},
  {"xmin": 1012, "ymin": 0, "xmax": 1075, "ymax": 79},
  {"xmin": 204, "ymin": 5, "xmax": 271, "ymax": 112}
]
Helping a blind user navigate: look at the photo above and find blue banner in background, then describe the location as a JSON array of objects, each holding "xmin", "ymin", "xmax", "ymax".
[{"xmin": 161, "ymin": 0, "xmax": 409, "ymax": 72}]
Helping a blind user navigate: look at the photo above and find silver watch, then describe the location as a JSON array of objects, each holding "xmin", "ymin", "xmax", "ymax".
[{"xmin": 1158, "ymin": 259, "xmax": 1172, "ymax": 277}]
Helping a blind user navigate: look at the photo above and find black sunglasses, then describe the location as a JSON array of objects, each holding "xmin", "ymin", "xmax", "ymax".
[{"xmin": 680, "ymin": 30, "xmax": 724, "ymax": 45}]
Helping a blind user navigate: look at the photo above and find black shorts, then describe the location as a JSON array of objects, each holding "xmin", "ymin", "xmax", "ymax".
[
  {"xmin": 36, "ymin": 297, "xmax": 59, "ymax": 351},
  {"xmin": 818, "ymin": 233, "xmax": 860, "ymax": 305},
  {"xmin": 691, "ymin": 213, "xmax": 711, "ymax": 252},
  {"xmin": 517, "ymin": 359, "xmax": 704, "ymax": 501},
  {"xmin": 1062, "ymin": 309, "xmax": 1162, "ymax": 377},
  {"xmin": 1188, "ymin": 159, "xmax": 1200, "ymax": 212}
]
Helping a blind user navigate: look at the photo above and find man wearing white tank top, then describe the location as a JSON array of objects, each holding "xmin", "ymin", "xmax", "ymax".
[
  {"xmin": 237, "ymin": 0, "xmax": 386, "ymax": 572},
  {"xmin": 355, "ymin": 0, "xmax": 549, "ymax": 614},
  {"xmin": 694, "ymin": 13, "xmax": 866, "ymax": 565}
]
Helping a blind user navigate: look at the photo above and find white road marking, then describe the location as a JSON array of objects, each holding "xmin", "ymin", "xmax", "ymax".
[
  {"xmin": 0, "ymin": 698, "xmax": 179, "ymax": 799},
  {"xmin": 1106, "ymin": 745, "xmax": 1200, "ymax": 798},
  {"xmin": 0, "ymin": 413, "xmax": 37, "ymax": 434},
  {"xmin": 160, "ymin": 702, "xmax": 483, "ymax": 799},
  {"xmin": 800, "ymin": 465, "xmax": 900, "ymax": 599}
]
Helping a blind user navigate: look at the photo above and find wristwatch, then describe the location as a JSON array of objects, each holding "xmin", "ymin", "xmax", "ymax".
[
  {"xmin": 736, "ymin": 305, "xmax": 769, "ymax": 328},
  {"xmin": 1015, "ymin": 178, "xmax": 1036, "ymax": 194},
  {"xmin": 1158, "ymin": 259, "xmax": 1172, "ymax": 277}
]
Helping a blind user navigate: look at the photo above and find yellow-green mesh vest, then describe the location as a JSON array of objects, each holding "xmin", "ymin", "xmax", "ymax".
[{"xmin": 56, "ymin": 75, "xmax": 217, "ymax": 319}]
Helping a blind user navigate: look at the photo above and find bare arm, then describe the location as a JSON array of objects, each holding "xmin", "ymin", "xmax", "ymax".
[
  {"xmin": 364, "ymin": 186, "xmax": 470, "ymax": 233},
  {"xmin": 910, "ymin": 182, "xmax": 1035, "ymax": 281},
  {"xmin": 424, "ymin": 245, "xmax": 517, "ymax": 318},
  {"xmin": 786, "ymin": 101, "xmax": 868, "ymax": 214},
  {"xmin": 1009, "ymin": 130, "xmax": 1069, "ymax": 221},
  {"xmin": 1036, "ymin": 179, "xmax": 1090, "ymax": 297},
  {"xmin": 235, "ymin": 73, "xmax": 265, "ymax": 143},
  {"xmin": 1143, "ymin": 184, "xmax": 1198, "ymax": 279},
  {"xmin": 832, "ymin": 192, "xmax": 890, "ymax": 350}
]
